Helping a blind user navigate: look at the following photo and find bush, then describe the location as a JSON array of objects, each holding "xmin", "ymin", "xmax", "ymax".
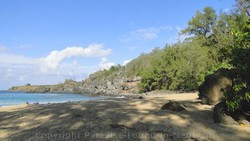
[
  {"xmin": 223, "ymin": 19, "xmax": 250, "ymax": 112},
  {"xmin": 139, "ymin": 41, "xmax": 220, "ymax": 92}
]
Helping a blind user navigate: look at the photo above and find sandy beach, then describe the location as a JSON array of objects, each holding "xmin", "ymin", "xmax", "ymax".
[{"xmin": 0, "ymin": 93, "xmax": 249, "ymax": 141}]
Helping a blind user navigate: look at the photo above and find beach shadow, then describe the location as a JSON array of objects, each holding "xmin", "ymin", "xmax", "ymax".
[{"xmin": 0, "ymin": 96, "xmax": 249, "ymax": 141}]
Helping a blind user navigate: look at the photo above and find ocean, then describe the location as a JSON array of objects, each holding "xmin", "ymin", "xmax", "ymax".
[{"xmin": 0, "ymin": 91, "xmax": 105, "ymax": 107}]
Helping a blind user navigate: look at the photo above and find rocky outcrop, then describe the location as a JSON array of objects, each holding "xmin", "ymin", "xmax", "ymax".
[
  {"xmin": 9, "ymin": 80, "xmax": 84, "ymax": 94},
  {"xmin": 198, "ymin": 68, "xmax": 233, "ymax": 105},
  {"xmin": 9, "ymin": 72, "xmax": 142, "ymax": 95},
  {"xmin": 81, "ymin": 70, "xmax": 141, "ymax": 95}
]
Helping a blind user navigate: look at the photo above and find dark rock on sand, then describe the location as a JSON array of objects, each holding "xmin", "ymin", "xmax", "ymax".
[
  {"xmin": 213, "ymin": 102, "xmax": 238, "ymax": 125},
  {"xmin": 161, "ymin": 100, "xmax": 186, "ymax": 112},
  {"xmin": 138, "ymin": 96, "xmax": 144, "ymax": 99}
]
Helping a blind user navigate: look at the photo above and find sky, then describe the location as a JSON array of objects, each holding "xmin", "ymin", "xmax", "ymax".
[{"xmin": 0, "ymin": 0, "xmax": 235, "ymax": 90}]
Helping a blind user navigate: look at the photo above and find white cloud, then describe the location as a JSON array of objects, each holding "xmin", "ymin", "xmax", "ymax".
[
  {"xmin": 5, "ymin": 68, "xmax": 14, "ymax": 78},
  {"xmin": 18, "ymin": 75, "xmax": 28, "ymax": 81},
  {"xmin": 98, "ymin": 57, "xmax": 115, "ymax": 70},
  {"xmin": 122, "ymin": 25, "xmax": 173, "ymax": 42},
  {"xmin": 39, "ymin": 44, "xmax": 112, "ymax": 73},
  {"xmin": 0, "ymin": 43, "xmax": 113, "ymax": 89},
  {"xmin": 4, "ymin": 68, "xmax": 27, "ymax": 82},
  {"xmin": 133, "ymin": 28, "xmax": 157, "ymax": 40},
  {"xmin": 0, "ymin": 44, "xmax": 112, "ymax": 74},
  {"xmin": 0, "ymin": 46, "xmax": 7, "ymax": 52},
  {"xmin": 0, "ymin": 53, "xmax": 36, "ymax": 65},
  {"xmin": 101, "ymin": 57, "xmax": 108, "ymax": 62},
  {"xmin": 122, "ymin": 59, "xmax": 132, "ymax": 66}
]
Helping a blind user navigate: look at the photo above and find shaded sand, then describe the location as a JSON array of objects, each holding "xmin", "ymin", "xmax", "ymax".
[{"xmin": 0, "ymin": 93, "xmax": 249, "ymax": 141}]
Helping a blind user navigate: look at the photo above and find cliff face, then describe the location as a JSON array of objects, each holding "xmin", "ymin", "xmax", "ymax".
[
  {"xmin": 80, "ymin": 53, "xmax": 155, "ymax": 95},
  {"xmin": 81, "ymin": 70, "xmax": 141, "ymax": 95},
  {"xmin": 9, "ymin": 73, "xmax": 141, "ymax": 95}
]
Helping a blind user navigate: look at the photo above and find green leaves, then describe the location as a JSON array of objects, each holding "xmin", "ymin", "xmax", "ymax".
[
  {"xmin": 222, "ymin": 16, "xmax": 250, "ymax": 111},
  {"xmin": 138, "ymin": 41, "xmax": 219, "ymax": 92},
  {"xmin": 245, "ymin": 92, "xmax": 250, "ymax": 102},
  {"xmin": 181, "ymin": 7, "xmax": 217, "ymax": 37},
  {"xmin": 180, "ymin": 2, "xmax": 250, "ymax": 113}
]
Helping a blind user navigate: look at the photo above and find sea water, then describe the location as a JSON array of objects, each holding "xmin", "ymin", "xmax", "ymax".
[{"xmin": 0, "ymin": 91, "xmax": 105, "ymax": 107}]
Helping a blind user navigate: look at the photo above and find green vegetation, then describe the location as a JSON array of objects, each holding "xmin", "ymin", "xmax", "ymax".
[
  {"xmin": 123, "ymin": 48, "xmax": 162, "ymax": 78},
  {"xmin": 88, "ymin": 65, "xmax": 122, "ymax": 83},
  {"xmin": 139, "ymin": 41, "xmax": 217, "ymax": 92},
  {"xmin": 13, "ymin": 0, "xmax": 247, "ymax": 113},
  {"xmin": 224, "ymin": 16, "xmax": 250, "ymax": 111},
  {"xmin": 9, "ymin": 79, "xmax": 82, "ymax": 94},
  {"xmin": 90, "ymin": 1, "xmax": 249, "ymax": 108},
  {"xmin": 102, "ymin": 65, "xmax": 121, "ymax": 76},
  {"xmin": 89, "ymin": 49, "xmax": 163, "ymax": 84},
  {"xmin": 137, "ymin": 5, "xmax": 232, "ymax": 92},
  {"xmin": 138, "ymin": 0, "xmax": 250, "ymax": 113}
]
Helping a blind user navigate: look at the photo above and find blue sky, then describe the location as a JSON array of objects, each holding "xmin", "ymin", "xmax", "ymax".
[{"xmin": 0, "ymin": 0, "xmax": 235, "ymax": 90}]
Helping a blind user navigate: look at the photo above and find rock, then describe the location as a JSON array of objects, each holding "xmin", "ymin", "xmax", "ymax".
[
  {"xmin": 133, "ymin": 76, "xmax": 142, "ymax": 82},
  {"xmin": 198, "ymin": 68, "xmax": 233, "ymax": 105},
  {"xmin": 124, "ymin": 76, "xmax": 142, "ymax": 82},
  {"xmin": 239, "ymin": 119, "xmax": 250, "ymax": 126},
  {"xmin": 78, "ymin": 68, "xmax": 142, "ymax": 95},
  {"xmin": 138, "ymin": 96, "xmax": 143, "ymax": 99},
  {"xmin": 161, "ymin": 100, "xmax": 186, "ymax": 112},
  {"xmin": 213, "ymin": 102, "xmax": 238, "ymax": 125},
  {"xmin": 33, "ymin": 102, "xmax": 39, "ymax": 105},
  {"xmin": 122, "ymin": 85, "xmax": 129, "ymax": 91}
]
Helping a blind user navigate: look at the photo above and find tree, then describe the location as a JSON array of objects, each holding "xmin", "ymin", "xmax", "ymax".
[
  {"xmin": 224, "ymin": 18, "xmax": 250, "ymax": 111},
  {"xmin": 139, "ymin": 41, "xmax": 217, "ymax": 92},
  {"xmin": 236, "ymin": 0, "xmax": 250, "ymax": 16},
  {"xmin": 181, "ymin": 7, "xmax": 217, "ymax": 37}
]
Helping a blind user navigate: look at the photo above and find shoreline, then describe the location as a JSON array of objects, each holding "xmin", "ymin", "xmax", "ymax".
[
  {"xmin": 0, "ymin": 92, "xmax": 197, "ymax": 108},
  {"xmin": 0, "ymin": 91, "xmax": 113, "ymax": 108},
  {"xmin": 1, "ymin": 92, "xmax": 249, "ymax": 141}
]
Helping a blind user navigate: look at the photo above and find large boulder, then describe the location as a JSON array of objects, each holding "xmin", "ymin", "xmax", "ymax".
[
  {"xmin": 213, "ymin": 102, "xmax": 239, "ymax": 125},
  {"xmin": 198, "ymin": 68, "xmax": 233, "ymax": 105}
]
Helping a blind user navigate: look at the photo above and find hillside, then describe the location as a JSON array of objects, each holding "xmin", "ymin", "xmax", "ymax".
[
  {"xmin": 8, "ymin": 41, "xmax": 217, "ymax": 95},
  {"xmin": 8, "ymin": 52, "xmax": 157, "ymax": 95},
  {"xmin": 81, "ymin": 49, "xmax": 165, "ymax": 95}
]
